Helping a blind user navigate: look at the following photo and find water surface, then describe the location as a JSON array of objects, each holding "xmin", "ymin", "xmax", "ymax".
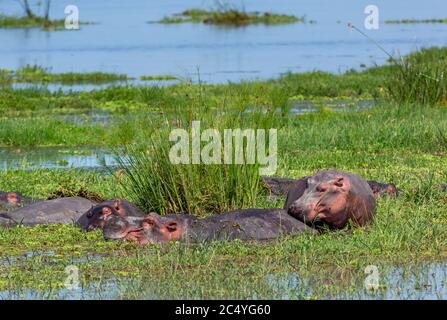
[{"xmin": 1, "ymin": 0, "xmax": 447, "ymax": 85}]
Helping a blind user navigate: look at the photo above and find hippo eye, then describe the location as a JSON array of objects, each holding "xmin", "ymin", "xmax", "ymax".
[
  {"xmin": 86, "ymin": 211, "xmax": 94, "ymax": 218},
  {"xmin": 317, "ymin": 186, "xmax": 327, "ymax": 193}
]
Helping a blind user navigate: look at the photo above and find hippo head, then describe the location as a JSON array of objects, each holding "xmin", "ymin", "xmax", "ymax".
[
  {"xmin": 102, "ymin": 215, "xmax": 145, "ymax": 243},
  {"xmin": 1, "ymin": 192, "xmax": 22, "ymax": 206},
  {"xmin": 7, "ymin": 192, "xmax": 22, "ymax": 206},
  {"xmin": 288, "ymin": 171, "xmax": 352, "ymax": 229},
  {"xmin": 82, "ymin": 199, "xmax": 126, "ymax": 231},
  {"xmin": 103, "ymin": 213, "xmax": 185, "ymax": 245},
  {"xmin": 288, "ymin": 170, "xmax": 376, "ymax": 229}
]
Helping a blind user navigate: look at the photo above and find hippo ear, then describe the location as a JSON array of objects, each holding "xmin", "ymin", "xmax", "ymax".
[
  {"xmin": 142, "ymin": 215, "xmax": 159, "ymax": 229},
  {"xmin": 102, "ymin": 206, "xmax": 113, "ymax": 217},
  {"xmin": 333, "ymin": 176, "xmax": 345, "ymax": 188},
  {"xmin": 165, "ymin": 222, "xmax": 178, "ymax": 232},
  {"xmin": 113, "ymin": 199, "xmax": 121, "ymax": 211}
]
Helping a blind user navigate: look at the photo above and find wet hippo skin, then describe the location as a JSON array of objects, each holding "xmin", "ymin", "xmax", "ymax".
[
  {"xmin": 103, "ymin": 208, "xmax": 317, "ymax": 245},
  {"xmin": 3, "ymin": 197, "xmax": 96, "ymax": 226}
]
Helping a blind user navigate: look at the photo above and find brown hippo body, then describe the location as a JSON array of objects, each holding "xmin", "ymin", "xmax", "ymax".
[
  {"xmin": 77, "ymin": 198, "xmax": 145, "ymax": 231},
  {"xmin": 2, "ymin": 197, "xmax": 96, "ymax": 227},
  {"xmin": 285, "ymin": 170, "xmax": 376, "ymax": 229},
  {"xmin": 262, "ymin": 176, "xmax": 399, "ymax": 198},
  {"xmin": 0, "ymin": 213, "xmax": 16, "ymax": 227},
  {"xmin": 103, "ymin": 208, "xmax": 317, "ymax": 245}
]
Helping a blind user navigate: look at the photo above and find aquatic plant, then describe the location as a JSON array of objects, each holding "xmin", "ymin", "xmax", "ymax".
[
  {"xmin": 1, "ymin": 65, "xmax": 130, "ymax": 84},
  {"xmin": 349, "ymin": 24, "xmax": 446, "ymax": 106},
  {"xmin": 156, "ymin": 9, "xmax": 304, "ymax": 26},
  {"xmin": 140, "ymin": 75, "xmax": 178, "ymax": 81},
  {"xmin": 386, "ymin": 18, "xmax": 447, "ymax": 24}
]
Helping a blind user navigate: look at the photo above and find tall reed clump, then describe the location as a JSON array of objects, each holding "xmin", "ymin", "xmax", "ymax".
[
  {"xmin": 385, "ymin": 48, "xmax": 446, "ymax": 106},
  {"xmin": 348, "ymin": 24, "xmax": 446, "ymax": 107},
  {"xmin": 113, "ymin": 86, "xmax": 280, "ymax": 216}
]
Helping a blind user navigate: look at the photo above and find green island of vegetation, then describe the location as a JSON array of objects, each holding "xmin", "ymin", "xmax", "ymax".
[
  {"xmin": 0, "ymin": 14, "xmax": 64, "ymax": 29},
  {"xmin": 0, "ymin": 47, "xmax": 446, "ymax": 298},
  {"xmin": 386, "ymin": 18, "xmax": 447, "ymax": 24},
  {"xmin": 0, "ymin": 65, "xmax": 130, "ymax": 84},
  {"xmin": 0, "ymin": 0, "xmax": 92, "ymax": 30},
  {"xmin": 155, "ymin": 9, "xmax": 305, "ymax": 25},
  {"xmin": 140, "ymin": 75, "xmax": 178, "ymax": 81}
]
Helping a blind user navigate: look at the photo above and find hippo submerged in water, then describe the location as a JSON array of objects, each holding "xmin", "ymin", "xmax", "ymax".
[{"xmin": 102, "ymin": 208, "xmax": 317, "ymax": 245}]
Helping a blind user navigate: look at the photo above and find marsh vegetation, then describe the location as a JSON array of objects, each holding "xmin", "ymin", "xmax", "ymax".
[
  {"xmin": 0, "ymin": 47, "xmax": 446, "ymax": 299},
  {"xmin": 156, "ymin": 8, "xmax": 305, "ymax": 26}
]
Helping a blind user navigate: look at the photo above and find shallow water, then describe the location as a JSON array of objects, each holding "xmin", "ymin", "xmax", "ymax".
[
  {"xmin": 1, "ymin": 0, "xmax": 447, "ymax": 88},
  {"xmin": 0, "ymin": 99, "xmax": 373, "ymax": 170},
  {"xmin": 268, "ymin": 263, "xmax": 447, "ymax": 299},
  {"xmin": 1, "ymin": 261, "xmax": 445, "ymax": 299},
  {"xmin": 0, "ymin": 146, "xmax": 117, "ymax": 170}
]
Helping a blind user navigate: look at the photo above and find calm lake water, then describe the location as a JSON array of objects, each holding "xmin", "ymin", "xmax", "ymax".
[{"xmin": 1, "ymin": 0, "xmax": 447, "ymax": 84}]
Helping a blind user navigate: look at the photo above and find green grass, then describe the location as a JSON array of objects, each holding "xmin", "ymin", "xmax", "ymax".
[
  {"xmin": 156, "ymin": 9, "xmax": 305, "ymax": 25},
  {"xmin": 0, "ymin": 14, "xmax": 64, "ymax": 29},
  {"xmin": 1, "ymin": 47, "xmax": 447, "ymax": 299},
  {"xmin": 385, "ymin": 48, "xmax": 447, "ymax": 106},
  {"xmin": 0, "ymin": 65, "xmax": 130, "ymax": 85},
  {"xmin": 140, "ymin": 75, "xmax": 178, "ymax": 81},
  {"xmin": 386, "ymin": 18, "xmax": 447, "ymax": 24},
  {"xmin": 114, "ymin": 102, "xmax": 276, "ymax": 215},
  {"xmin": 0, "ymin": 14, "xmax": 92, "ymax": 30}
]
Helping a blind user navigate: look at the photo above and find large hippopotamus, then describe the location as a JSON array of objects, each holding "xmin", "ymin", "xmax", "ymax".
[
  {"xmin": 0, "ymin": 197, "xmax": 96, "ymax": 227},
  {"xmin": 77, "ymin": 199, "xmax": 145, "ymax": 231},
  {"xmin": 262, "ymin": 176, "xmax": 399, "ymax": 198},
  {"xmin": 103, "ymin": 208, "xmax": 317, "ymax": 245},
  {"xmin": 284, "ymin": 170, "xmax": 376, "ymax": 229}
]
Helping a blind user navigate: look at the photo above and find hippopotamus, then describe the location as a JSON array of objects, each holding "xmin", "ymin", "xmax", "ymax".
[
  {"xmin": 103, "ymin": 208, "xmax": 317, "ymax": 245},
  {"xmin": 0, "ymin": 191, "xmax": 22, "ymax": 210},
  {"xmin": 284, "ymin": 170, "xmax": 376, "ymax": 229},
  {"xmin": 1, "ymin": 197, "xmax": 96, "ymax": 227},
  {"xmin": 77, "ymin": 199, "xmax": 145, "ymax": 231},
  {"xmin": 0, "ymin": 213, "xmax": 16, "ymax": 227},
  {"xmin": 367, "ymin": 181, "xmax": 399, "ymax": 198},
  {"xmin": 0, "ymin": 191, "xmax": 42, "ymax": 211},
  {"xmin": 262, "ymin": 176, "xmax": 399, "ymax": 199},
  {"xmin": 261, "ymin": 177, "xmax": 297, "ymax": 199}
]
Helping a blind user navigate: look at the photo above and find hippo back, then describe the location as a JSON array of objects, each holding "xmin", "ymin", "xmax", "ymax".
[
  {"xmin": 184, "ymin": 208, "xmax": 316, "ymax": 242},
  {"xmin": 6, "ymin": 197, "xmax": 96, "ymax": 226}
]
